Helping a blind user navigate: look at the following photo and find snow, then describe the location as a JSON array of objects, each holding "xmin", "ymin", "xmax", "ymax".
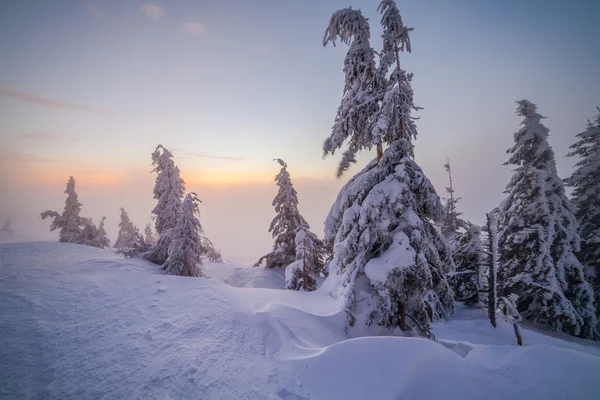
[
  {"xmin": 364, "ymin": 229, "xmax": 415, "ymax": 284},
  {"xmin": 1, "ymin": 241, "xmax": 600, "ymax": 399}
]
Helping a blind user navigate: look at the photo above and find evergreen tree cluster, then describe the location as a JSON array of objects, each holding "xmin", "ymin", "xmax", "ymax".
[{"xmin": 41, "ymin": 176, "xmax": 110, "ymax": 249}]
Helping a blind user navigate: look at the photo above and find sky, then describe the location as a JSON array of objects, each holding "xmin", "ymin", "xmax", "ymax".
[{"xmin": 1, "ymin": 0, "xmax": 599, "ymax": 262}]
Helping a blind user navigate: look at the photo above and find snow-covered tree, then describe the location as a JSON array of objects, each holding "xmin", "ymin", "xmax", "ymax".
[
  {"xmin": 323, "ymin": 1, "xmax": 454, "ymax": 335},
  {"xmin": 322, "ymin": 7, "xmax": 383, "ymax": 177},
  {"xmin": 285, "ymin": 227, "xmax": 324, "ymax": 291},
  {"xmin": 115, "ymin": 208, "xmax": 144, "ymax": 253},
  {"xmin": 146, "ymin": 145, "xmax": 185, "ymax": 265},
  {"xmin": 163, "ymin": 193, "xmax": 205, "ymax": 277},
  {"xmin": 441, "ymin": 159, "xmax": 467, "ymax": 245},
  {"xmin": 497, "ymin": 293, "xmax": 523, "ymax": 345},
  {"xmin": 41, "ymin": 176, "xmax": 83, "ymax": 243},
  {"xmin": 88, "ymin": 216, "xmax": 110, "ymax": 248},
  {"xmin": 498, "ymin": 100, "xmax": 598, "ymax": 339},
  {"xmin": 1, "ymin": 218, "xmax": 13, "ymax": 234},
  {"xmin": 255, "ymin": 159, "xmax": 309, "ymax": 269},
  {"xmin": 144, "ymin": 223, "xmax": 156, "ymax": 246},
  {"xmin": 565, "ymin": 108, "xmax": 600, "ymax": 316},
  {"xmin": 448, "ymin": 223, "xmax": 486, "ymax": 307}
]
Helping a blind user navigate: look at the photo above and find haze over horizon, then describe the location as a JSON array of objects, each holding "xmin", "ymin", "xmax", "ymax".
[{"xmin": 1, "ymin": 0, "xmax": 599, "ymax": 261}]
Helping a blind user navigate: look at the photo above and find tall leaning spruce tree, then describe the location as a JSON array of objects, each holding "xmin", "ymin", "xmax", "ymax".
[
  {"xmin": 322, "ymin": 1, "xmax": 454, "ymax": 335},
  {"xmin": 498, "ymin": 100, "xmax": 598, "ymax": 339},
  {"xmin": 565, "ymin": 108, "xmax": 600, "ymax": 317},
  {"xmin": 255, "ymin": 159, "xmax": 310, "ymax": 269},
  {"xmin": 145, "ymin": 145, "xmax": 185, "ymax": 264}
]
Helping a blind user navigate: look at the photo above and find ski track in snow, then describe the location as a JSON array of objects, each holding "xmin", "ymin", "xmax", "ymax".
[{"xmin": 1, "ymin": 242, "xmax": 599, "ymax": 399}]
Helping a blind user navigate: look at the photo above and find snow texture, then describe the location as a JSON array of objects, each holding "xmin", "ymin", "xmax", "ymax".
[{"xmin": 1, "ymin": 242, "xmax": 599, "ymax": 399}]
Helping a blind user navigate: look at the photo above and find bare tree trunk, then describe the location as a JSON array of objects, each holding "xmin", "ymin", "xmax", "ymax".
[
  {"xmin": 399, "ymin": 301, "xmax": 407, "ymax": 331},
  {"xmin": 376, "ymin": 142, "xmax": 383, "ymax": 162},
  {"xmin": 513, "ymin": 323, "xmax": 523, "ymax": 346},
  {"xmin": 487, "ymin": 213, "xmax": 497, "ymax": 328}
]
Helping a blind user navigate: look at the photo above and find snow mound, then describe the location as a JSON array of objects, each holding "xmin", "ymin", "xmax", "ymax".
[{"xmin": 1, "ymin": 242, "xmax": 599, "ymax": 399}]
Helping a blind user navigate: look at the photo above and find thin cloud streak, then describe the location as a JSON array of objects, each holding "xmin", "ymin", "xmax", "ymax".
[
  {"xmin": 182, "ymin": 22, "xmax": 205, "ymax": 36},
  {"xmin": 140, "ymin": 4, "xmax": 163, "ymax": 19},
  {"xmin": 0, "ymin": 87, "xmax": 110, "ymax": 115}
]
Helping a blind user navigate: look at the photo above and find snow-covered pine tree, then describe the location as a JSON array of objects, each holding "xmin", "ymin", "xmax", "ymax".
[
  {"xmin": 448, "ymin": 223, "xmax": 486, "ymax": 307},
  {"xmin": 322, "ymin": 7, "xmax": 382, "ymax": 177},
  {"xmin": 323, "ymin": 1, "xmax": 454, "ymax": 335},
  {"xmin": 498, "ymin": 100, "xmax": 598, "ymax": 339},
  {"xmin": 115, "ymin": 208, "xmax": 144, "ymax": 253},
  {"xmin": 163, "ymin": 193, "xmax": 205, "ymax": 277},
  {"xmin": 144, "ymin": 223, "xmax": 156, "ymax": 246},
  {"xmin": 285, "ymin": 227, "xmax": 324, "ymax": 291},
  {"xmin": 565, "ymin": 107, "xmax": 600, "ymax": 316},
  {"xmin": 94, "ymin": 216, "xmax": 111, "ymax": 248},
  {"xmin": 255, "ymin": 159, "xmax": 310, "ymax": 269},
  {"xmin": 145, "ymin": 145, "xmax": 185, "ymax": 265},
  {"xmin": 41, "ymin": 176, "xmax": 83, "ymax": 243},
  {"xmin": 441, "ymin": 159, "xmax": 467, "ymax": 246}
]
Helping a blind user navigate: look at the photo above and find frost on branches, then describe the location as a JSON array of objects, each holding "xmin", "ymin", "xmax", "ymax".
[
  {"xmin": 565, "ymin": 108, "xmax": 600, "ymax": 316},
  {"xmin": 285, "ymin": 227, "xmax": 324, "ymax": 291},
  {"xmin": 163, "ymin": 193, "xmax": 205, "ymax": 277},
  {"xmin": 448, "ymin": 223, "xmax": 486, "ymax": 308},
  {"xmin": 145, "ymin": 145, "xmax": 185, "ymax": 265},
  {"xmin": 255, "ymin": 159, "xmax": 310, "ymax": 269},
  {"xmin": 322, "ymin": 1, "xmax": 454, "ymax": 335},
  {"xmin": 498, "ymin": 100, "xmax": 598, "ymax": 340},
  {"xmin": 115, "ymin": 208, "xmax": 144, "ymax": 254},
  {"xmin": 41, "ymin": 176, "xmax": 83, "ymax": 243},
  {"xmin": 80, "ymin": 216, "xmax": 111, "ymax": 249}
]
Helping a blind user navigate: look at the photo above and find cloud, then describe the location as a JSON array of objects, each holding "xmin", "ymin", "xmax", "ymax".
[
  {"xmin": 89, "ymin": 4, "xmax": 106, "ymax": 17},
  {"xmin": 171, "ymin": 148, "xmax": 243, "ymax": 161},
  {"xmin": 0, "ymin": 87, "xmax": 110, "ymax": 115},
  {"xmin": 182, "ymin": 21, "xmax": 205, "ymax": 36},
  {"xmin": 140, "ymin": 4, "xmax": 163, "ymax": 19}
]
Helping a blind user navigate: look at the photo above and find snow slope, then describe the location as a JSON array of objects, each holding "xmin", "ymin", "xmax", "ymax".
[{"xmin": 1, "ymin": 242, "xmax": 599, "ymax": 399}]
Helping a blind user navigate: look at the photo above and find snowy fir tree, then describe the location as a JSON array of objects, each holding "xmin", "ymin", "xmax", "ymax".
[
  {"xmin": 41, "ymin": 176, "xmax": 83, "ymax": 243},
  {"xmin": 441, "ymin": 159, "xmax": 467, "ymax": 246},
  {"xmin": 1, "ymin": 217, "xmax": 13, "ymax": 234},
  {"xmin": 448, "ymin": 223, "xmax": 486, "ymax": 307},
  {"xmin": 285, "ymin": 227, "xmax": 324, "ymax": 291},
  {"xmin": 94, "ymin": 216, "xmax": 111, "ymax": 248},
  {"xmin": 255, "ymin": 159, "xmax": 310, "ymax": 269},
  {"xmin": 163, "ymin": 193, "xmax": 205, "ymax": 277},
  {"xmin": 144, "ymin": 223, "xmax": 156, "ymax": 246},
  {"xmin": 322, "ymin": 1, "xmax": 454, "ymax": 334},
  {"xmin": 115, "ymin": 208, "xmax": 144, "ymax": 253},
  {"xmin": 322, "ymin": 7, "xmax": 382, "ymax": 177},
  {"xmin": 79, "ymin": 216, "xmax": 110, "ymax": 249},
  {"xmin": 565, "ymin": 108, "xmax": 600, "ymax": 316},
  {"xmin": 498, "ymin": 100, "xmax": 598, "ymax": 339},
  {"xmin": 146, "ymin": 145, "xmax": 185, "ymax": 265}
]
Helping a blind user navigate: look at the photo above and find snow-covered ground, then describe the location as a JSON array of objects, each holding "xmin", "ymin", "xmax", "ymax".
[{"xmin": 1, "ymin": 242, "xmax": 599, "ymax": 399}]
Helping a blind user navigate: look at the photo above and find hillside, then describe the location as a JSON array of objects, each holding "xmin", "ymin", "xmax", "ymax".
[{"xmin": 1, "ymin": 242, "xmax": 599, "ymax": 399}]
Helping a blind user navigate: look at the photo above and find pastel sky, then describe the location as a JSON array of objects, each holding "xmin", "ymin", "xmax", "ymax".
[{"xmin": 1, "ymin": 0, "xmax": 599, "ymax": 262}]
